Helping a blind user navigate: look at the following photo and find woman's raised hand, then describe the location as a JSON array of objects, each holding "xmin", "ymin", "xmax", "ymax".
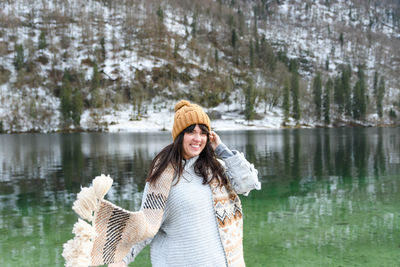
[{"xmin": 209, "ymin": 131, "xmax": 222, "ymax": 151}]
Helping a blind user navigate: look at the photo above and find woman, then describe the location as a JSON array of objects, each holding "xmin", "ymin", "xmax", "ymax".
[{"xmin": 111, "ymin": 100, "xmax": 260, "ymax": 267}]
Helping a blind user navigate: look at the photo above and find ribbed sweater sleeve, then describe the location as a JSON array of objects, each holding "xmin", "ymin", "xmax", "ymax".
[
  {"xmin": 214, "ymin": 142, "xmax": 234, "ymax": 159},
  {"xmin": 216, "ymin": 143, "xmax": 261, "ymax": 196}
]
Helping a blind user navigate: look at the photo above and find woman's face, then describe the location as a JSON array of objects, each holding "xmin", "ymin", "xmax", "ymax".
[{"xmin": 182, "ymin": 125, "xmax": 208, "ymax": 160}]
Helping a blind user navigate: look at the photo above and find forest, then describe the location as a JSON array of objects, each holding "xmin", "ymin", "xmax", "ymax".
[{"xmin": 0, "ymin": 0, "xmax": 399, "ymax": 132}]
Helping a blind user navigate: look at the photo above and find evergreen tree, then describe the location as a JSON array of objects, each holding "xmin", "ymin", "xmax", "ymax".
[
  {"xmin": 174, "ymin": 42, "xmax": 179, "ymax": 59},
  {"xmin": 60, "ymin": 72, "xmax": 73, "ymax": 125},
  {"xmin": 277, "ymin": 49, "xmax": 288, "ymax": 65},
  {"xmin": 92, "ymin": 62, "xmax": 100, "ymax": 88},
  {"xmin": 60, "ymin": 70, "xmax": 83, "ymax": 127},
  {"xmin": 339, "ymin": 32, "xmax": 344, "ymax": 47},
  {"xmin": 191, "ymin": 14, "xmax": 197, "ymax": 38},
  {"xmin": 156, "ymin": 6, "xmax": 164, "ymax": 22},
  {"xmin": 283, "ymin": 81, "xmax": 290, "ymax": 123},
  {"xmin": 373, "ymin": 71, "xmax": 378, "ymax": 97},
  {"xmin": 227, "ymin": 14, "xmax": 236, "ymax": 28},
  {"xmin": 334, "ymin": 74, "xmax": 344, "ymax": 115},
  {"xmin": 71, "ymin": 88, "xmax": 83, "ymax": 127},
  {"xmin": 352, "ymin": 65, "xmax": 367, "ymax": 120},
  {"xmin": 253, "ymin": 5, "xmax": 259, "ymax": 20},
  {"xmin": 253, "ymin": 15, "xmax": 259, "ymax": 56},
  {"xmin": 313, "ymin": 72, "xmax": 322, "ymax": 121},
  {"xmin": 323, "ymin": 78, "xmax": 332, "ymax": 125},
  {"xmin": 352, "ymin": 81, "xmax": 362, "ymax": 119},
  {"xmin": 131, "ymin": 83, "xmax": 147, "ymax": 120},
  {"xmin": 260, "ymin": 36, "xmax": 276, "ymax": 72},
  {"xmin": 14, "ymin": 44, "xmax": 25, "ymax": 71},
  {"xmin": 251, "ymin": 11, "xmax": 260, "ymax": 67},
  {"xmin": 249, "ymin": 39, "xmax": 254, "ymax": 68},
  {"xmin": 255, "ymin": 35, "xmax": 260, "ymax": 57},
  {"xmin": 244, "ymin": 78, "xmax": 256, "ymax": 122},
  {"xmin": 214, "ymin": 49, "xmax": 219, "ymax": 71},
  {"xmin": 377, "ymin": 76, "xmax": 385, "ymax": 119},
  {"xmin": 289, "ymin": 59, "xmax": 300, "ymax": 122},
  {"xmin": 389, "ymin": 109, "xmax": 397, "ymax": 120},
  {"xmin": 237, "ymin": 8, "xmax": 245, "ymax": 36},
  {"xmin": 38, "ymin": 30, "xmax": 47, "ymax": 50},
  {"xmin": 100, "ymin": 37, "xmax": 106, "ymax": 61},
  {"xmin": 231, "ymin": 29, "xmax": 237, "ymax": 48},
  {"xmin": 28, "ymin": 98, "xmax": 38, "ymax": 119},
  {"xmin": 91, "ymin": 62, "xmax": 101, "ymax": 108},
  {"xmin": 342, "ymin": 65, "xmax": 352, "ymax": 116}
]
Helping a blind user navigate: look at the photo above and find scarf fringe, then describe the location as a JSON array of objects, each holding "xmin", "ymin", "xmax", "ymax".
[{"xmin": 62, "ymin": 174, "xmax": 113, "ymax": 267}]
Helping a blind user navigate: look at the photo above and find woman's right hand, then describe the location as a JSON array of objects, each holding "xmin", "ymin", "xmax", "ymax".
[{"xmin": 109, "ymin": 262, "xmax": 127, "ymax": 267}]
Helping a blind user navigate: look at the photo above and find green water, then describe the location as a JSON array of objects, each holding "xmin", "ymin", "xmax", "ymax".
[{"xmin": 0, "ymin": 128, "xmax": 399, "ymax": 266}]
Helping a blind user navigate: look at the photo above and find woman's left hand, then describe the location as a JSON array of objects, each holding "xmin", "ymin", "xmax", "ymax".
[{"xmin": 209, "ymin": 131, "xmax": 222, "ymax": 150}]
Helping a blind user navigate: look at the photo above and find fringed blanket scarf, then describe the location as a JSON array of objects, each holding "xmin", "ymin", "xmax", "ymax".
[{"xmin": 62, "ymin": 165, "xmax": 245, "ymax": 267}]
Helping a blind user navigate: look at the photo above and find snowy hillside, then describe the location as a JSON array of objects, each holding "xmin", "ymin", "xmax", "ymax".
[{"xmin": 0, "ymin": 0, "xmax": 399, "ymax": 133}]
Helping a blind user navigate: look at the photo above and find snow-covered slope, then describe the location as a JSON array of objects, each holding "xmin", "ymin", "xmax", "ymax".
[{"xmin": 0, "ymin": 0, "xmax": 398, "ymax": 133}]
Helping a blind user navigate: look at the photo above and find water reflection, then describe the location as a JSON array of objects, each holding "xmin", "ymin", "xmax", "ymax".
[{"xmin": 0, "ymin": 128, "xmax": 399, "ymax": 266}]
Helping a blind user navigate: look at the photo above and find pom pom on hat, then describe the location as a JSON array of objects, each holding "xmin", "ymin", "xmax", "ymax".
[
  {"xmin": 174, "ymin": 100, "xmax": 190, "ymax": 112},
  {"xmin": 172, "ymin": 100, "xmax": 211, "ymax": 140}
]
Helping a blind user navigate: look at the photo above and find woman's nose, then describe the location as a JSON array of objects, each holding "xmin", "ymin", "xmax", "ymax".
[{"xmin": 193, "ymin": 132, "xmax": 201, "ymax": 141}]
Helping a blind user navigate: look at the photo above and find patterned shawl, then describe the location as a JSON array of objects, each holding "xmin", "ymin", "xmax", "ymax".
[{"xmin": 62, "ymin": 165, "xmax": 245, "ymax": 267}]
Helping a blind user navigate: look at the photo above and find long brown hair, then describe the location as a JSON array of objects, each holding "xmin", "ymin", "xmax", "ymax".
[{"xmin": 146, "ymin": 124, "xmax": 228, "ymax": 186}]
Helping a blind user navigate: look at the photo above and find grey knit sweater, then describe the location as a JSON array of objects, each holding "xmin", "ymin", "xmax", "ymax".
[{"xmin": 123, "ymin": 143, "xmax": 260, "ymax": 266}]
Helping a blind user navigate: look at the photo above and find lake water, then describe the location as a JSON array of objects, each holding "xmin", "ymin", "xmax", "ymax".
[{"xmin": 0, "ymin": 128, "xmax": 399, "ymax": 266}]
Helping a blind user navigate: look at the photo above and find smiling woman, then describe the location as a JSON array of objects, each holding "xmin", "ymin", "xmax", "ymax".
[
  {"xmin": 114, "ymin": 100, "xmax": 261, "ymax": 267},
  {"xmin": 63, "ymin": 100, "xmax": 260, "ymax": 267},
  {"xmin": 112, "ymin": 100, "xmax": 260, "ymax": 267}
]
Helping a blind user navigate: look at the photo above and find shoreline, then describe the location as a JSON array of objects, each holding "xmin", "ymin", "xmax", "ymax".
[{"xmin": 1, "ymin": 101, "xmax": 398, "ymax": 135}]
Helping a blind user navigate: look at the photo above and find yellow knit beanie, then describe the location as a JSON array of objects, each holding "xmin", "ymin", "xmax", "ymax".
[{"xmin": 172, "ymin": 100, "xmax": 211, "ymax": 140}]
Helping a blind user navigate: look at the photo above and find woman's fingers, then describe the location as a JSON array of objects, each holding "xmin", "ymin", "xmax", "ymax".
[{"xmin": 209, "ymin": 131, "xmax": 221, "ymax": 150}]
